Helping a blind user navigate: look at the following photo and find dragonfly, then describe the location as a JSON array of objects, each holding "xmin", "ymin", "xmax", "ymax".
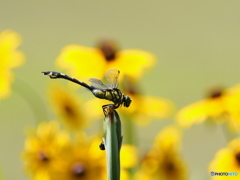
[{"xmin": 42, "ymin": 68, "xmax": 132, "ymax": 109}]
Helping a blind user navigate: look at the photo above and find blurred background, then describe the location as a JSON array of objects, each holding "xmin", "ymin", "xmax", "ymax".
[{"xmin": 1, "ymin": 0, "xmax": 240, "ymax": 179}]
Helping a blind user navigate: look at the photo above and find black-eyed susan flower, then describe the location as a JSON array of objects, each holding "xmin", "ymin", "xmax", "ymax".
[
  {"xmin": 209, "ymin": 138, "xmax": 240, "ymax": 180},
  {"xmin": 0, "ymin": 30, "xmax": 25, "ymax": 99},
  {"xmin": 22, "ymin": 121, "xmax": 70, "ymax": 180},
  {"xmin": 134, "ymin": 126, "xmax": 188, "ymax": 180},
  {"xmin": 176, "ymin": 85, "xmax": 240, "ymax": 132},
  {"xmin": 51, "ymin": 133, "xmax": 107, "ymax": 180},
  {"xmin": 120, "ymin": 79, "xmax": 174, "ymax": 125},
  {"xmin": 55, "ymin": 39, "xmax": 155, "ymax": 82},
  {"xmin": 48, "ymin": 83, "xmax": 88, "ymax": 131}
]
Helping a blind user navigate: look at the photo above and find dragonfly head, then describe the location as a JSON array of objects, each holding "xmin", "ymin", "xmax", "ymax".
[{"xmin": 123, "ymin": 95, "xmax": 132, "ymax": 107}]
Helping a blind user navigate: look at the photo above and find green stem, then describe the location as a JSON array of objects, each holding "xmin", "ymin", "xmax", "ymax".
[
  {"xmin": 12, "ymin": 77, "xmax": 49, "ymax": 124},
  {"xmin": 103, "ymin": 105, "xmax": 122, "ymax": 180}
]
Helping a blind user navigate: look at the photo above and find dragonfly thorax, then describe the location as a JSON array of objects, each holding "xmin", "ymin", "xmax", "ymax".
[{"xmin": 92, "ymin": 88, "xmax": 125, "ymax": 108}]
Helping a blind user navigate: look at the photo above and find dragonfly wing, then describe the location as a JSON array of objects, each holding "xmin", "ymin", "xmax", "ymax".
[
  {"xmin": 105, "ymin": 68, "xmax": 120, "ymax": 88},
  {"xmin": 88, "ymin": 78, "xmax": 109, "ymax": 89}
]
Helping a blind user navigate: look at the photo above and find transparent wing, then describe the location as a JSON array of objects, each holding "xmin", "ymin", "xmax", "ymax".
[
  {"xmin": 88, "ymin": 78, "xmax": 109, "ymax": 89},
  {"xmin": 104, "ymin": 68, "xmax": 120, "ymax": 88}
]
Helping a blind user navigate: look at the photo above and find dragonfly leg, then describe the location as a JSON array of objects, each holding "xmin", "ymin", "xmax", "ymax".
[{"xmin": 102, "ymin": 104, "xmax": 115, "ymax": 116}]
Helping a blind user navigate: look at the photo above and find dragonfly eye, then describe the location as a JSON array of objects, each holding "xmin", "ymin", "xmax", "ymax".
[{"xmin": 124, "ymin": 96, "xmax": 132, "ymax": 107}]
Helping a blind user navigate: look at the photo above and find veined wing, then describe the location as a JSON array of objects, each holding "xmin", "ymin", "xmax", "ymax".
[
  {"xmin": 105, "ymin": 68, "xmax": 120, "ymax": 88},
  {"xmin": 88, "ymin": 78, "xmax": 109, "ymax": 89}
]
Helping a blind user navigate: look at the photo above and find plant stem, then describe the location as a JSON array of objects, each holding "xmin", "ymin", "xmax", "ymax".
[
  {"xmin": 12, "ymin": 77, "xmax": 49, "ymax": 124},
  {"xmin": 103, "ymin": 105, "xmax": 122, "ymax": 180}
]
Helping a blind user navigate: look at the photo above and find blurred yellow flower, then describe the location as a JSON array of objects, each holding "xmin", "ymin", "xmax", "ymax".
[
  {"xmin": 119, "ymin": 144, "xmax": 139, "ymax": 180},
  {"xmin": 0, "ymin": 30, "xmax": 25, "ymax": 99},
  {"xmin": 122, "ymin": 78, "xmax": 174, "ymax": 125},
  {"xmin": 123, "ymin": 94, "xmax": 174, "ymax": 125},
  {"xmin": 85, "ymin": 95, "xmax": 173, "ymax": 125},
  {"xmin": 176, "ymin": 85, "xmax": 240, "ymax": 132},
  {"xmin": 48, "ymin": 83, "xmax": 88, "ymax": 131},
  {"xmin": 209, "ymin": 138, "xmax": 240, "ymax": 180},
  {"xmin": 22, "ymin": 121, "xmax": 70, "ymax": 180},
  {"xmin": 55, "ymin": 40, "xmax": 156, "ymax": 82},
  {"xmin": 121, "ymin": 144, "xmax": 139, "ymax": 169},
  {"xmin": 51, "ymin": 133, "xmax": 107, "ymax": 180},
  {"xmin": 134, "ymin": 126, "xmax": 188, "ymax": 180}
]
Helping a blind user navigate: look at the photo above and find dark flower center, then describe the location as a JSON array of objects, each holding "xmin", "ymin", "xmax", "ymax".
[
  {"xmin": 38, "ymin": 151, "xmax": 49, "ymax": 162},
  {"xmin": 122, "ymin": 77, "xmax": 140, "ymax": 95},
  {"xmin": 98, "ymin": 40, "xmax": 118, "ymax": 61},
  {"xmin": 210, "ymin": 91, "xmax": 222, "ymax": 98},
  {"xmin": 72, "ymin": 163, "xmax": 86, "ymax": 178},
  {"xmin": 207, "ymin": 87, "xmax": 224, "ymax": 99},
  {"xmin": 64, "ymin": 104, "xmax": 76, "ymax": 118},
  {"xmin": 165, "ymin": 162, "xmax": 175, "ymax": 172},
  {"xmin": 235, "ymin": 152, "xmax": 240, "ymax": 165}
]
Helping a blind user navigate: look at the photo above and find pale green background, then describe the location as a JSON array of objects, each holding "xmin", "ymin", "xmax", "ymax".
[{"xmin": 1, "ymin": 0, "xmax": 240, "ymax": 180}]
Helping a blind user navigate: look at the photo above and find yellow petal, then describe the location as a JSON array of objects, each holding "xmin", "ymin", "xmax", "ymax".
[
  {"xmin": 137, "ymin": 96, "xmax": 173, "ymax": 118},
  {"xmin": 110, "ymin": 49, "xmax": 156, "ymax": 79},
  {"xmin": 0, "ymin": 30, "xmax": 25, "ymax": 98},
  {"xmin": 34, "ymin": 171, "xmax": 51, "ymax": 180},
  {"xmin": 121, "ymin": 169, "xmax": 130, "ymax": 180},
  {"xmin": 121, "ymin": 95, "xmax": 174, "ymax": 125},
  {"xmin": 209, "ymin": 138, "xmax": 240, "ymax": 180},
  {"xmin": 154, "ymin": 126, "xmax": 182, "ymax": 152},
  {"xmin": 55, "ymin": 45, "xmax": 107, "ymax": 81},
  {"xmin": 120, "ymin": 145, "xmax": 139, "ymax": 168},
  {"xmin": 225, "ymin": 85, "xmax": 240, "ymax": 113},
  {"xmin": 204, "ymin": 98, "xmax": 225, "ymax": 118},
  {"xmin": 176, "ymin": 100, "xmax": 208, "ymax": 127},
  {"xmin": 85, "ymin": 98, "xmax": 110, "ymax": 119}
]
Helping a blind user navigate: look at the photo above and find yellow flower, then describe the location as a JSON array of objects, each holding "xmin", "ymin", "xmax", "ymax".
[
  {"xmin": 22, "ymin": 121, "xmax": 70, "ymax": 180},
  {"xmin": 55, "ymin": 40, "xmax": 155, "ymax": 81},
  {"xmin": 176, "ymin": 85, "xmax": 240, "ymax": 132},
  {"xmin": 48, "ymin": 83, "xmax": 88, "ymax": 131},
  {"xmin": 0, "ymin": 30, "xmax": 25, "ymax": 99},
  {"xmin": 51, "ymin": 133, "xmax": 107, "ymax": 180},
  {"xmin": 134, "ymin": 126, "xmax": 188, "ymax": 180},
  {"xmin": 209, "ymin": 138, "xmax": 240, "ymax": 180}
]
